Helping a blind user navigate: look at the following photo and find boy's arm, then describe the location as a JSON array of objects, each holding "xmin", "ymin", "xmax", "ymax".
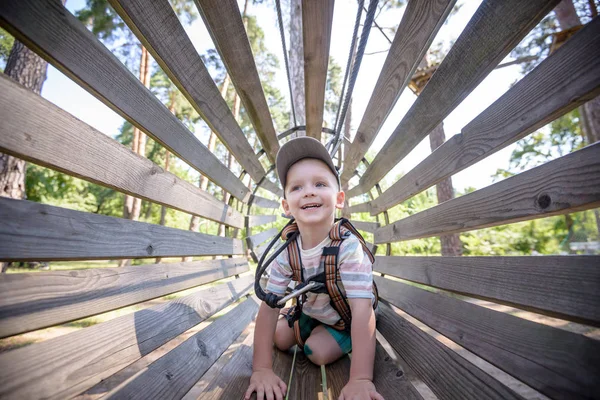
[
  {"xmin": 245, "ymin": 301, "xmax": 287, "ymax": 400},
  {"xmin": 339, "ymin": 298, "xmax": 384, "ymax": 400}
]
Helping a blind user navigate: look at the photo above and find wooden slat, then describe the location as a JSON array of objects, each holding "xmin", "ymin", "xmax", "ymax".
[
  {"xmin": 250, "ymin": 194, "xmax": 281, "ymax": 209},
  {"xmin": 375, "ymin": 276, "xmax": 600, "ymax": 399},
  {"xmin": 246, "ymin": 228, "xmax": 279, "ymax": 249},
  {"xmin": 302, "ymin": 0, "xmax": 335, "ymax": 140},
  {"xmin": 193, "ymin": 0, "xmax": 280, "ymax": 163},
  {"xmin": 246, "ymin": 214, "xmax": 278, "ymax": 228},
  {"xmin": 262, "ymin": 177, "xmax": 284, "ymax": 198},
  {"xmin": 287, "ymin": 351, "xmax": 322, "ymax": 399},
  {"xmin": 0, "ymin": 198, "xmax": 244, "ymax": 261},
  {"xmin": 366, "ymin": 242, "xmax": 378, "ymax": 255},
  {"xmin": 348, "ymin": 0, "xmax": 560, "ymax": 198},
  {"xmin": 0, "ymin": 74, "xmax": 245, "ymax": 229},
  {"xmin": 108, "ymin": 0, "xmax": 266, "ymax": 183},
  {"xmin": 107, "ymin": 296, "xmax": 259, "ymax": 400},
  {"xmin": 326, "ymin": 345, "xmax": 423, "ymax": 400},
  {"xmin": 0, "ymin": 0, "xmax": 250, "ymax": 202},
  {"xmin": 0, "ymin": 276, "xmax": 254, "ymax": 400},
  {"xmin": 0, "ymin": 258, "xmax": 249, "ymax": 338},
  {"xmin": 349, "ymin": 220, "xmax": 380, "ymax": 233},
  {"xmin": 371, "ymin": 17, "xmax": 600, "ymax": 214},
  {"xmin": 375, "ymin": 143, "xmax": 600, "ymax": 243},
  {"xmin": 346, "ymin": 201, "xmax": 372, "ymax": 215},
  {"xmin": 340, "ymin": 0, "xmax": 456, "ymax": 184},
  {"xmin": 375, "ymin": 256, "xmax": 600, "ymax": 326},
  {"xmin": 377, "ymin": 301, "xmax": 524, "ymax": 400}
]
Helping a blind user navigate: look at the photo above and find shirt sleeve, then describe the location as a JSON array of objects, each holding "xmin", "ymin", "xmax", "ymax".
[
  {"xmin": 338, "ymin": 234, "xmax": 374, "ymax": 299},
  {"xmin": 265, "ymin": 248, "xmax": 293, "ymax": 295}
]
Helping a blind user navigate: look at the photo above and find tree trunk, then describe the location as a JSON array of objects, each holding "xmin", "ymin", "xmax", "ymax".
[
  {"xmin": 1, "ymin": 38, "xmax": 51, "ymax": 272},
  {"xmin": 120, "ymin": 46, "xmax": 152, "ymax": 267},
  {"xmin": 289, "ymin": 0, "xmax": 305, "ymax": 134},
  {"xmin": 429, "ymin": 122, "xmax": 463, "ymax": 256}
]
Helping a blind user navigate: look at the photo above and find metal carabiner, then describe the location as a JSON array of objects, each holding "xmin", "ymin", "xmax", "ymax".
[{"xmin": 276, "ymin": 281, "xmax": 325, "ymax": 306}]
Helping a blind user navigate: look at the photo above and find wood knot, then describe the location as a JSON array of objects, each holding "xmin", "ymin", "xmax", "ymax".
[
  {"xmin": 165, "ymin": 372, "xmax": 174, "ymax": 380},
  {"xmin": 396, "ymin": 370, "xmax": 404, "ymax": 377},
  {"xmin": 196, "ymin": 337, "xmax": 208, "ymax": 357},
  {"xmin": 146, "ymin": 245, "xmax": 154, "ymax": 255},
  {"xmin": 536, "ymin": 193, "xmax": 551, "ymax": 210}
]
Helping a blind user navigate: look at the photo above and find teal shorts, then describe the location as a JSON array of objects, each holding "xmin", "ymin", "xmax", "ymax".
[{"xmin": 298, "ymin": 313, "xmax": 352, "ymax": 354}]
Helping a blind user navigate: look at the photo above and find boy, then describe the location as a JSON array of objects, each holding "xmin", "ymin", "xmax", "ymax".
[{"xmin": 245, "ymin": 137, "xmax": 383, "ymax": 400}]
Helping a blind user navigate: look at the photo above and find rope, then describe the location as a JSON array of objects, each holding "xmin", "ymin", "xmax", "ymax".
[
  {"xmin": 331, "ymin": 0, "xmax": 379, "ymax": 157},
  {"xmin": 275, "ymin": 0, "xmax": 297, "ymax": 127}
]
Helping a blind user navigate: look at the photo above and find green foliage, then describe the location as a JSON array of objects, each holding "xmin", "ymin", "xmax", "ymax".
[{"xmin": 0, "ymin": 27, "xmax": 15, "ymax": 71}]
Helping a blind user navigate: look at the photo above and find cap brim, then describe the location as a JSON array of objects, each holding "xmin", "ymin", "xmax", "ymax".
[{"xmin": 276, "ymin": 136, "xmax": 339, "ymax": 193}]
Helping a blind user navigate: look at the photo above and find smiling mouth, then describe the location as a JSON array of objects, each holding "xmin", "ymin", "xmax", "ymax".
[{"xmin": 301, "ymin": 203, "xmax": 322, "ymax": 210}]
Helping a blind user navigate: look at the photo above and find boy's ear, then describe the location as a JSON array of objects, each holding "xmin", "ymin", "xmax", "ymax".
[
  {"xmin": 335, "ymin": 190, "xmax": 345, "ymax": 210},
  {"xmin": 281, "ymin": 198, "xmax": 292, "ymax": 216}
]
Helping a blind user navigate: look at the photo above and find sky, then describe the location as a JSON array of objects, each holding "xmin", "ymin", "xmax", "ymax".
[{"xmin": 41, "ymin": 0, "xmax": 529, "ymax": 195}]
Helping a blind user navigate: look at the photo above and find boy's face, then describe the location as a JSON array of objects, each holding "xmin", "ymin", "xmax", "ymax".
[{"xmin": 281, "ymin": 158, "xmax": 345, "ymax": 227}]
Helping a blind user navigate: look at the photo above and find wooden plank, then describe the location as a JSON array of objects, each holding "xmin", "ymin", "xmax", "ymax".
[
  {"xmin": 375, "ymin": 255, "xmax": 600, "ymax": 326},
  {"xmin": 0, "ymin": 74, "xmax": 245, "ymax": 229},
  {"xmin": 340, "ymin": 0, "xmax": 456, "ymax": 184},
  {"xmin": 0, "ymin": 258, "xmax": 249, "ymax": 338},
  {"xmin": 302, "ymin": 0, "xmax": 335, "ymax": 140},
  {"xmin": 349, "ymin": 220, "xmax": 380, "ymax": 233},
  {"xmin": 0, "ymin": 276, "xmax": 254, "ymax": 400},
  {"xmin": 193, "ymin": 0, "xmax": 280, "ymax": 163},
  {"xmin": 346, "ymin": 201, "xmax": 372, "ymax": 215},
  {"xmin": 106, "ymin": 296, "xmax": 260, "ymax": 400},
  {"xmin": 246, "ymin": 228, "xmax": 279, "ymax": 249},
  {"xmin": 366, "ymin": 242, "xmax": 377, "ymax": 255},
  {"xmin": 326, "ymin": 344, "xmax": 423, "ymax": 400},
  {"xmin": 375, "ymin": 276, "xmax": 600, "ymax": 399},
  {"xmin": 250, "ymin": 194, "xmax": 281, "ymax": 209},
  {"xmin": 376, "ymin": 301, "xmax": 524, "ymax": 400},
  {"xmin": 0, "ymin": 198, "xmax": 244, "ymax": 261},
  {"xmin": 262, "ymin": 177, "xmax": 284, "ymax": 198},
  {"xmin": 246, "ymin": 214, "xmax": 278, "ymax": 228},
  {"xmin": 375, "ymin": 143, "xmax": 600, "ymax": 243},
  {"xmin": 288, "ymin": 351, "xmax": 322, "ymax": 399},
  {"xmin": 370, "ymin": 17, "xmax": 600, "ymax": 214},
  {"xmin": 108, "ymin": 0, "xmax": 266, "ymax": 183},
  {"xmin": 195, "ymin": 324, "xmax": 300, "ymax": 400},
  {"xmin": 350, "ymin": 0, "xmax": 560, "ymax": 197},
  {"xmin": 0, "ymin": 0, "xmax": 250, "ymax": 202}
]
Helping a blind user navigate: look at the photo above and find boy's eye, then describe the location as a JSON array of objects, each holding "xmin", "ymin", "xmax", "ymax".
[
  {"xmin": 316, "ymin": 182, "xmax": 326, "ymax": 187},
  {"xmin": 291, "ymin": 185, "xmax": 301, "ymax": 191}
]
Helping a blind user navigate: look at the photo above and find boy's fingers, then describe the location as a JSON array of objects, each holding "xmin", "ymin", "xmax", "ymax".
[
  {"xmin": 256, "ymin": 386, "xmax": 265, "ymax": 400},
  {"xmin": 244, "ymin": 383, "xmax": 256, "ymax": 400},
  {"xmin": 265, "ymin": 387, "xmax": 275, "ymax": 400},
  {"xmin": 371, "ymin": 393, "xmax": 385, "ymax": 400},
  {"xmin": 278, "ymin": 379, "xmax": 287, "ymax": 394},
  {"xmin": 273, "ymin": 386, "xmax": 284, "ymax": 400}
]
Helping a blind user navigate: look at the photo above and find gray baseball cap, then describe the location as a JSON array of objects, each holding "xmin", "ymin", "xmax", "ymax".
[{"xmin": 276, "ymin": 136, "xmax": 341, "ymax": 194}]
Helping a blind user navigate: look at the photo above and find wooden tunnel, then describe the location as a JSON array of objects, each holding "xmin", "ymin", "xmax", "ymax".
[{"xmin": 1, "ymin": 0, "xmax": 599, "ymax": 399}]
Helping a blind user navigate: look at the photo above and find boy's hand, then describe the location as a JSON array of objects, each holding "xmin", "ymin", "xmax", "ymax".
[
  {"xmin": 245, "ymin": 368, "xmax": 287, "ymax": 400},
  {"xmin": 339, "ymin": 378, "xmax": 384, "ymax": 400}
]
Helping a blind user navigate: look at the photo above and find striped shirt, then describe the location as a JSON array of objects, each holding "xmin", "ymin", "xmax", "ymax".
[{"xmin": 266, "ymin": 232, "xmax": 374, "ymax": 326}]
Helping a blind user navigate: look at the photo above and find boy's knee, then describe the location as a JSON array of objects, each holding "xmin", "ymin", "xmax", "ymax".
[
  {"xmin": 273, "ymin": 324, "xmax": 295, "ymax": 351},
  {"xmin": 303, "ymin": 339, "xmax": 328, "ymax": 366}
]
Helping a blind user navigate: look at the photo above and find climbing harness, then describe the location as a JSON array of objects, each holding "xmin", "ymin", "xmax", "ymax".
[{"xmin": 254, "ymin": 218, "xmax": 379, "ymax": 345}]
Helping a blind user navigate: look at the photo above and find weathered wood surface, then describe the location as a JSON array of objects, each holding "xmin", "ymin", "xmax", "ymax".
[
  {"xmin": 375, "ymin": 256, "xmax": 600, "ymax": 326},
  {"xmin": 250, "ymin": 194, "xmax": 281, "ymax": 209},
  {"xmin": 346, "ymin": 201, "xmax": 372, "ymax": 215},
  {"xmin": 0, "ymin": 0, "xmax": 250, "ymax": 202},
  {"xmin": 375, "ymin": 143, "xmax": 600, "ymax": 243},
  {"xmin": 376, "ymin": 302, "xmax": 524, "ymax": 400},
  {"xmin": 0, "ymin": 258, "xmax": 249, "ymax": 338},
  {"xmin": 106, "ymin": 296, "xmax": 259, "ymax": 400},
  {"xmin": 261, "ymin": 178, "xmax": 284, "ymax": 198},
  {"xmin": 0, "ymin": 198, "xmax": 244, "ymax": 261},
  {"xmin": 370, "ymin": 17, "xmax": 600, "ymax": 214},
  {"xmin": 287, "ymin": 351, "xmax": 322, "ymax": 399},
  {"xmin": 0, "ymin": 276, "xmax": 254, "ymax": 400},
  {"xmin": 109, "ymin": 0, "xmax": 266, "ymax": 183},
  {"xmin": 326, "ymin": 345, "xmax": 423, "ymax": 400},
  {"xmin": 340, "ymin": 0, "xmax": 456, "ymax": 184},
  {"xmin": 302, "ymin": 0, "xmax": 335, "ymax": 140},
  {"xmin": 375, "ymin": 276, "xmax": 600, "ymax": 399},
  {"xmin": 348, "ymin": 0, "xmax": 559, "ymax": 198},
  {"xmin": 246, "ymin": 214, "xmax": 278, "ymax": 228},
  {"xmin": 246, "ymin": 228, "xmax": 279, "ymax": 249},
  {"xmin": 0, "ymin": 75, "xmax": 245, "ymax": 229},
  {"xmin": 349, "ymin": 220, "xmax": 380, "ymax": 233},
  {"xmin": 194, "ymin": 0, "xmax": 280, "ymax": 163}
]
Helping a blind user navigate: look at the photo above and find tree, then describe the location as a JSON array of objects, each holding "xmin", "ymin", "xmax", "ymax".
[{"xmin": 289, "ymin": 0, "xmax": 305, "ymax": 133}]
